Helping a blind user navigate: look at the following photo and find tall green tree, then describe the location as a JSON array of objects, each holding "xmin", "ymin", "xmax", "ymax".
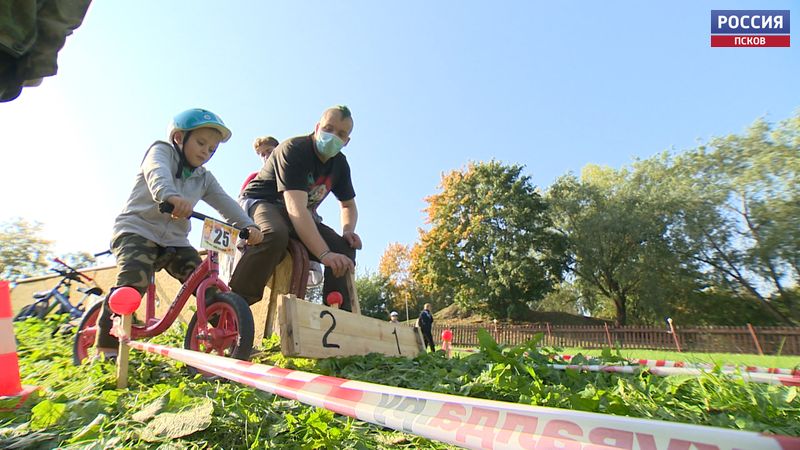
[
  {"xmin": 0, "ymin": 218, "xmax": 51, "ymax": 281},
  {"xmin": 411, "ymin": 161, "xmax": 567, "ymax": 319},
  {"xmin": 675, "ymin": 114, "xmax": 799, "ymax": 323},
  {"xmin": 547, "ymin": 161, "xmax": 692, "ymax": 326}
]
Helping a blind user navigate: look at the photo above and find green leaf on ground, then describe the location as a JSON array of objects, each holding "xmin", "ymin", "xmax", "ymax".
[{"xmin": 140, "ymin": 398, "xmax": 214, "ymax": 442}]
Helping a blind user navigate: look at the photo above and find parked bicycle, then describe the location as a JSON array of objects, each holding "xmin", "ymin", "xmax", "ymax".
[
  {"xmin": 14, "ymin": 258, "xmax": 104, "ymax": 322},
  {"xmin": 73, "ymin": 203, "xmax": 256, "ymax": 368}
]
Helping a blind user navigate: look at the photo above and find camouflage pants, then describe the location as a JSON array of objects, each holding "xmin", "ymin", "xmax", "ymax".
[{"xmin": 95, "ymin": 233, "xmax": 200, "ymax": 348}]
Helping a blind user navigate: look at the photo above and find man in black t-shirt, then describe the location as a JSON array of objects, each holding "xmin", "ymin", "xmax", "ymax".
[{"xmin": 230, "ymin": 106, "xmax": 362, "ymax": 311}]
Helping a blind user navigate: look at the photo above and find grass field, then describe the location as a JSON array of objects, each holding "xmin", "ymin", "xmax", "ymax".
[
  {"xmin": 5, "ymin": 318, "xmax": 799, "ymax": 448},
  {"xmin": 453, "ymin": 346, "xmax": 800, "ymax": 369},
  {"xmin": 559, "ymin": 347, "xmax": 800, "ymax": 368}
]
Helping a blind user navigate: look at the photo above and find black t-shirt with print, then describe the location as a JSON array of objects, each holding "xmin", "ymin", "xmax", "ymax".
[{"xmin": 242, "ymin": 133, "xmax": 355, "ymax": 211}]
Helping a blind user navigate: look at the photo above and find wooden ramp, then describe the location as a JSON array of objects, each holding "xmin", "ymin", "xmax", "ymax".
[{"xmin": 278, "ymin": 294, "xmax": 425, "ymax": 359}]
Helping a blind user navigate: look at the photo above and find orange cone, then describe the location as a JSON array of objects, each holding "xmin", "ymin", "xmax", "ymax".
[{"xmin": 0, "ymin": 280, "xmax": 38, "ymax": 410}]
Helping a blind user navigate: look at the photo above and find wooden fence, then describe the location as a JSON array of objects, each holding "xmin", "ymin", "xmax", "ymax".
[{"xmin": 430, "ymin": 323, "xmax": 800, "ymax": 355}]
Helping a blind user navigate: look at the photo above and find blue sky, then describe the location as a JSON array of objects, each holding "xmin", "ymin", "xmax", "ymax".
[{"xmin": 1, "ymin": 1, "xmax": 798, "ymax": 274}]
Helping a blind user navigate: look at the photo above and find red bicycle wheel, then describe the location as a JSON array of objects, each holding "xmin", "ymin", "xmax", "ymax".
[
  {"xmin": 72, "ymin": 300, "xmax": 103, "ymax": 365},
  {"xmin": 184, "ymin": 292, "xmax": 254, "ymax": 371}
]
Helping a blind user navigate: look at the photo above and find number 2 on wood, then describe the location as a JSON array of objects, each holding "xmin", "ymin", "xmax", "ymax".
[
  {"xmin": 392, "ymin": 328, "xmax": 401, "ymax": 354},
  {"xmin": 320, "ymin": 311, "xmax": 340, "ymax": 348}
]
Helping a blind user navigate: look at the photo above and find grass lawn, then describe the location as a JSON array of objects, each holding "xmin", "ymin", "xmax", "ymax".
[
  {"xmin": 452, "ymin": 347, "xmax": 800, "ymax": 368},
  {"xmin": 556, "ymin": 347, "xmax": 800, "ymax": 369}
]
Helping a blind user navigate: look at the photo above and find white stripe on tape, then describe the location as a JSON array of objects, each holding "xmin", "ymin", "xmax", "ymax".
[
  {"xmin": 547, "ymin": 363, "xmax": 800, "ymax": 387},
  {"xmin": 127, "ymin": 341, "xmax": 799, "ymax": 450},
  {"xmin": 561, "ymin": 354, "xmax": 800, "ymax": 377},
  {"xmin": 0, "ymin": 317, "xmax": 16, "ymax": 354}
]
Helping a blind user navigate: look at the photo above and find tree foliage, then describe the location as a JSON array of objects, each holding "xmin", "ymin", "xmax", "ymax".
[
  {"xmin": 547, "ymin": 161, "xmax": 692, "ymax": 326},
  {"xmin": 674, "ymin": 115, "xmax": 799, "ymax": 324},
  {"xmin": 547, "ymin": 112, "xmax": 800, "ymax": 326},
  {"xmin": 0, "ymin": 218, "xmax": 51, "ymax": 281},
  {"xmin": 378, "ymin": 243, "xmax": 429, "ymax": 320},
  {"xmin": 354, "ymin": 270, "xmax": 391, "ymax": 320},
  {"xmin": 411, "ymin": 161, "xmax": 567, "ymax": 319}
]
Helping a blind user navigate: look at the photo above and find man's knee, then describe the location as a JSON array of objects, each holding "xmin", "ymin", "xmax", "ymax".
[
  {"xmin": 259, "ymin": 226, "xmax": 290, "ymax": 250},
  {"xmin": 341, "ymin": 243, "xmax": 356, "ymax": 260},
  {"xmin": 328, "ymin": 234, "xmax": 355, "ymax": 260}
]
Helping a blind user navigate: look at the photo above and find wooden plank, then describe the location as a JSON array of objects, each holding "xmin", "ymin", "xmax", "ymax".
[
  {"xmin": 346, "ymin": 270, "xmax": 361, "ymax": 315},
  {"xmin": 279, "ymin": 294, "xmax": 424, "ymax": 359},
  {"xmin": 278, "ymin": 293, "xmax": 300, "ymax": 355}
]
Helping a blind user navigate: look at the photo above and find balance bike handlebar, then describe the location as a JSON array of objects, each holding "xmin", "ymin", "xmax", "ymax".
[{"xmin": 158, "ymin": 202, "xmax": 250, "ymax": 240}]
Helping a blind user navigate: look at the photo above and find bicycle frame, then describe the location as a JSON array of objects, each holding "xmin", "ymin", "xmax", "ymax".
[
  {"xmin": 40, "ymin": 287, "xmax": 82, "ymax": 319},
  {"xmin": 130, "ymin": 249, "xmax": 231, "ymax": 339},
  {"xmin": 25, "ymin": 273, "xmax": 101, "ymax": 320}
]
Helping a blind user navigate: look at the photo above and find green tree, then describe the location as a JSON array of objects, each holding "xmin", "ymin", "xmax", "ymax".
[
  {"xmin": 547, "ymin": 161, "xmax": 692, "ymax": 326},
  {"xmin": 675, "ymin": 114, "xmax": 799, "ymax": 323},
  {"xmin": 379, "ymin": 242, "xmax": 430, "ymax": 321},
  {"xmin": 354, "ymin": 270, "xmax": 391, "ymax": 320},
  {"xmin": 411, "ymin": 161, "xmax": 567, "ymax": 319},
  {"xmin": 0, "ymin": 218, "xmax": 51, "ymax": 281},
  {"xmin": 59, "ymin": 251, "xmax": 97, "ymax": 270}
]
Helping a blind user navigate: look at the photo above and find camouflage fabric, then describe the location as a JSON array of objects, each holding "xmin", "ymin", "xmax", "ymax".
[
  {"xmin": 0, "ymin": 0, "xmax": 91, "ymax": 102},
  {"xmin": 95, "ymin": 233, "xmax": 201, "ymax": 348}
]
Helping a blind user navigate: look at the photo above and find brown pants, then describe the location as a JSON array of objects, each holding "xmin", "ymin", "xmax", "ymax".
[{"xmin": 229, "ymin": 202, "xmax": 356, "ymax": 310}]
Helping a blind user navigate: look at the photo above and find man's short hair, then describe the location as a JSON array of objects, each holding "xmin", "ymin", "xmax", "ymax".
[
  {"xmin": 334, "ymin": 105, "xmax": 351, "ymax": 120},
  {"xmin": 253, "ymin": 136, "xmax": 279, "ymax": 149},
  {"xmin": 323, "ymin": 105, "xmax": 352, "ymax": 122}
]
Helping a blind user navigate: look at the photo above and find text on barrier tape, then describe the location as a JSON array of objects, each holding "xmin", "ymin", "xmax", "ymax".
[{"xmin": 126, "ymin": 340, "xmax": 800, "ymax": 450}]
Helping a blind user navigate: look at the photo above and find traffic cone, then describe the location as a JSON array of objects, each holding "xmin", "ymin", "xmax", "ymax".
[{"xmin": 0, "ymin": 280, "xmax": 38, "ymax": 411}]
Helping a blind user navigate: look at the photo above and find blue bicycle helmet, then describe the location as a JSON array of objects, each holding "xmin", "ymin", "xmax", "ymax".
[{"xmin": 168, "ymin": 108, "xmax": 232, "ymax": 143}]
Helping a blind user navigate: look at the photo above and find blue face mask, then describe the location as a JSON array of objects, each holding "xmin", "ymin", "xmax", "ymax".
[{"xmin": 315, "ymin": 131, "xmax": 344, "ymax": 159}]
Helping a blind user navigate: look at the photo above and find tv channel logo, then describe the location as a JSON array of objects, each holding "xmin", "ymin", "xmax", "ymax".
[{"xmin": 711, "ymin": 10, "xmax": 790, "ymax": 47}]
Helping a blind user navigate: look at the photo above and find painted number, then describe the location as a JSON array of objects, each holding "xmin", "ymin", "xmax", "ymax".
[
  {"xmin": 392, "ymin": 328, "xmax": 402, "ymax": 355},
  {"xmin": 320, "ymin": 311, "xmax": 340, "ymax": 348},
  {"xmin": 212, "ymin": 229, "xmax": 230, "ymax": 247}
]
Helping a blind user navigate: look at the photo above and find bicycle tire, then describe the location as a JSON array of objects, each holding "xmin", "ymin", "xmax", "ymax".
[
  {"xmin": 13, "ymin": 301, "xmax": 48, "ymax": 321},
  {"xmin": 72, "ymin": 301, "xmax": 103, "ymax": 366},
  {"xmin": 183, "ymin": 291, "xmax": 254, "ymax": 375}
]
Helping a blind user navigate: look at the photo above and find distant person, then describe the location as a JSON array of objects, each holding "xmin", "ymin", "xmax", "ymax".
[
  {"xmin": 240, "ymin": 136, "xmax": 280, "ymax": 193},
  {"xmin": 220, "ymin": 136, "xmax": 280, "ymax": 284},
  {"xmin": 389, "ymin": 311, "xmax": 400, "ymax": 323},
  {"xmin": 418, "ymin": 303, "xmax": 435, "ymax": 352},
  {"xmin": 230, "ymin": 106, "xmax": 361, "ymax": 310},
  {"xmin": 221, "ymin": 135, "xmax": 324, "ymax": 288},
  {"xmin": 94, "ymin": 109, "xmax": 263, "ymax": 359}
]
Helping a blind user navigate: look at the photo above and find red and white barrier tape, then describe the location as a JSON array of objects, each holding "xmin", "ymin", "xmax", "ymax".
[
  {"xmin": 547, "ymin": 364, "xmax": 800, "ymax": 387},
  {"xmin": 560, "ymin": 354, "xmax": 800, "ymax": 377},
  {"xmin": 125, "ymin": 340, "xmax": 800, "ymax": 450}
]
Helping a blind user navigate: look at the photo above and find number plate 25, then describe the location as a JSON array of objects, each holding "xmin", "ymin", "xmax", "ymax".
[{"xmin": 200, "ymin": 218, "xmax": 237, "ymax": 255}]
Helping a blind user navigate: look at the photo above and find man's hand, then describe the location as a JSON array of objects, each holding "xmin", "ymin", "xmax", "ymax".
[
  {"xmin": 245, "ymin": 226, "xmax": 263, "ymax": 245},
  {"xmin": 166, "ymin": 196, "xmax": 192, "ymax": 219},
  {"xmin": 343, "ymin": 231, "xmax": 362, "ymax": 250},
  {"xmin": 321, "ymin": 252, "xmax": 354, "ymax": 278}
]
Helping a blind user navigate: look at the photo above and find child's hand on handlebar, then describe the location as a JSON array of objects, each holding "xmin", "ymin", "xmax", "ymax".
[
  {"xmin": 166, "ymin": 196, "xmax": 192, "ymax": 219},
  {"xmin": 245, "ymin": 226, "xmax": 263, "ymax": 245}
]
